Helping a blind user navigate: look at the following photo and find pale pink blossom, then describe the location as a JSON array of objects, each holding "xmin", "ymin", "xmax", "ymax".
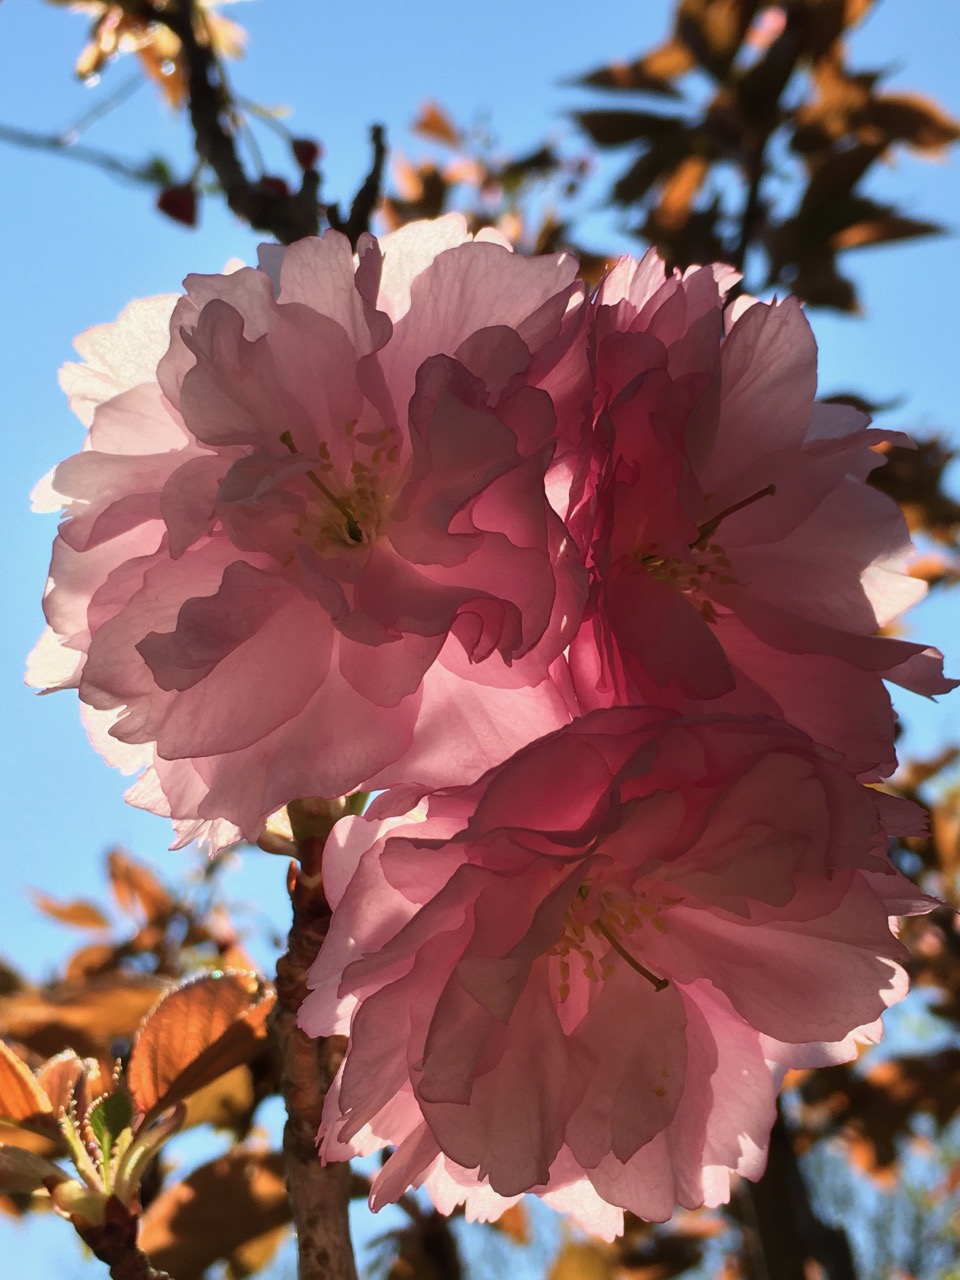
[
  {"xmin": 301, "ymin": 708, "xmax": 928, "ymax": 1230},
  {"xmin": 569, "ymin": 253, "xmax": 954, "ymax": 776},
  {"xmin": 28, "ymin": 217, "xmax": 588, "ymax": 844}
]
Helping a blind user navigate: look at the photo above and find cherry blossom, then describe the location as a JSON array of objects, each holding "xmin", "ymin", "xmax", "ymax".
[
  {"xmin": 28, "ymin": 217, "xmax": 587, "ymax": 843},
  {"xmin": 302, "ymin": 707, "xmax": 928, "ymax": 1230},
  {"xmin": 569, "ymin": 254, "xmax": 954, "ymax": 776}
]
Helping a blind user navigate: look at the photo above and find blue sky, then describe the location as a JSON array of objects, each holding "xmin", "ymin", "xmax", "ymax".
[{"xmin": 0, "ymin": 0, "xmax": 958, "ymax": 1271}]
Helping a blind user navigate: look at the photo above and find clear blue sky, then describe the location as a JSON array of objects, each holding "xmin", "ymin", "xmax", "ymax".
[{"xmin": 0, "ymin": 0, "xmax": 958, "ymax": 1273}]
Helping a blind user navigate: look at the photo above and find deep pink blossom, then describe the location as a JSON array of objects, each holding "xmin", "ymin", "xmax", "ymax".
[
  {"xmin": 569, "ymin": 254, "xmax": 954, "ymax": 775},
  {"xmin": 301, "ymin": 708, "xmax": 928, "ymax": 1231},
  {"xmin": 28, "ymin": 217, "xmax": 588, "ymax": 845}
]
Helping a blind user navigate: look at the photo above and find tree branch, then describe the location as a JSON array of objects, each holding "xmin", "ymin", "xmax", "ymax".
[
  {"xmin": 271, "ymin": 800, "xmax": 360, "ymax": 1280},
  {"xmin": 144, "ymin": 0, "xmax": 321, "ymax": 244},
  {"xmin": 746, "ymin": 1108, "xmax": 856, "ymax": 1280},
  {"xmin": 328, "ymin": 124, "xmax": 388, "ymax": 248}
]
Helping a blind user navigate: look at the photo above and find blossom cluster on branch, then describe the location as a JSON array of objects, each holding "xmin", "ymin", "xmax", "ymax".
[{"xmin": 29, "ymin": 215, "xmax": 954, "ymax": 1235}]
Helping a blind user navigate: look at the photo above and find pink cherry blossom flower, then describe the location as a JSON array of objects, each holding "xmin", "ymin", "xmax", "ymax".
[
  {"xmin": 569, "ymin": 253, "xmax": 954, "ymax": 776},
  {"xmin": 28, "ymin": 216, "xmax": 588, "ymax": 845},
  {"xmin": 301, "ymin": 707, "xmax": 928, "ymax": 1231}
]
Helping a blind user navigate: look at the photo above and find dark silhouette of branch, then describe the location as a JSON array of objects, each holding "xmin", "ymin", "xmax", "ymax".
[
  {"xmin": 141, "ymin": 0, "xmax": 321, "ymax": 244},
  {"xmin": 328, "ymin": 125, "xmax": 388, "ymax": 248},
  {"xmin": 747, "ymin": 1108, "xmax": 857, "ymax": 1280}
]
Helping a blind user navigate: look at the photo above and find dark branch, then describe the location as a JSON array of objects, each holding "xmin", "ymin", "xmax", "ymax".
[
  {"xmin": 328, "ymin": 125, "xmax": 388, "ymax": 248},
  {"xmin": 746, "ymin": 1108, "xmax": 857, "ymax": 1280},
  {"xmin": 143, "ymin": 0, "xmax": 321, "ymax": 245}
]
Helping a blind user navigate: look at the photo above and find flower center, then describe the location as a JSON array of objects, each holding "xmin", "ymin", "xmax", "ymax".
[
  {"xmin": 635, "ymin": 483, "xmax": 776, "ymax": 622},
  {"xmin": 549, "ymin": 881, "xmax": 670, "ymax": 1002},
  {"xmin": 278, "ymin": 421, "xmax": 401, "ymax": 553}
]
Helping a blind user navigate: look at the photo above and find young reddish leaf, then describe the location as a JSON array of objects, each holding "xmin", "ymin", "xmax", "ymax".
[
  {"xmin": 572, "ymin": 46, "xmax": 688, "ymax": 96},
  {"xmin": 0, "ymin": 1041, "xmax": 52, "ymax": 1125},
  {"xmin": 137, "ymin": 1147, "xmax": 290, "ymax": 1280},
  {"xmin": 832, "ymin": 212, "xmax": 943, "ymax": 250},
  {"xmin": 35, "ymin": 1052, "xmax": 86, "ymax": 1118},
  {"xmin": 676, "ymin": 0, "xmax": 760, "ymax": 81},
  {"xmin": 412, "ymin": 101, "xmax": 462, "ymax": 147},
  {"xmin": 574, "ymin": 110, "xmax": 685, "ymax": 148},
  {"xmin": 107, "ymin": 849, "xmax": 174, "ymax": 924},
  {"xmin": 127, "ymin": 972, "xmax": 274, "ymax": 1117},
  {"xmin": 867, "ymin": 92, "xmax": 960, "ymax": 154},
  {"xmin": 29, "ymin": 891, "xmax": 110, "ymax": 931}
]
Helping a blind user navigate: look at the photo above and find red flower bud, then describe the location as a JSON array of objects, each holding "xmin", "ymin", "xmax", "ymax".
[
  {"xmin": 156, "ymin": 184, "xmax": 197, "ymax": 227},
  {"xmin": 291, "ymin": 137, "xmax": 322, "ymax": 171}
]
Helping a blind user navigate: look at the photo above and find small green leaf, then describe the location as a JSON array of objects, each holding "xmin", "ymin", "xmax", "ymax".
[{"xmin": 86, "ymin": 1089, "xmax": 133, "ymax": 1186}]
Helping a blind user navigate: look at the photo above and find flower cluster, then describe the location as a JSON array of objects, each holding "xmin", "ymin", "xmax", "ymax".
[{"xmin": 31, "ymin": 216, "xmax": 952, "ymax": 1234}]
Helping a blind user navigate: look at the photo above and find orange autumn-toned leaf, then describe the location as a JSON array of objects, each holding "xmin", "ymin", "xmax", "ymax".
[
  {"xmin": 127, "ymin": 971, "xmax": 274, "ymax": 1118},
  {"xmin": 574, "ymin": 41, "xmax": 690, "ymax": 96},
  {"xmin": 656, "ymin": 153, "xmax": 709, "ymax": 228},
  {"xmin": 35, "ymin": 1052, "xmax": 88, "ymax": 1119},
  {"xmin": 675, "ymin": 0, "xmax": 761, "ymax": 81},
  {"xmin": 229, "ymin": 1223, "xmax": 291, "ymax": 1278},
  {"xmin": 548, "ymin": 1240, "xmax": 616, "ymax": 1280},
  {"xmin": 0, "ymin": 973, "xmax": 169, "ymax": 1060},
  {"xmin": 29, "ymin": 891, "xmax": 110, "ymax": 932},
  {"xmin": 412, "ymin": 101, "xmax": 462, "ymax": 147},
  {"xmin": 908, "ymin": 554, "xmax": 960, "ymax": 588},
  {"xmin": 0, "ymin": 1041, "xmax": 53, "ymax": 1127},
  {"xmin": 67, "ymin": 0, "xmax": 247, "ymax": 108},
  {"xmin": 866, "ymin": 92, "xmax": 960, "ymax": 155},
  {"xmin": 831, "ymin": 211, "xmax": 943, "ymax": 251},
  {"xmin": 107, "ymin": 849, "xmax": 174, "ymax": 924},
  {"xmin": 137, "ymin": 1147, "xmax": 290, "ymax": 1280},
  {"xmin": 489, "ymin": 1202, "xmax": 529, "ymax": 1244},
  {"xmin": 574, "ymin": 110, "xmax": 686, "ymax": 148},
  {"xmin": 64, "ymin": 943, "xmax": 117, "ymax": 983}
]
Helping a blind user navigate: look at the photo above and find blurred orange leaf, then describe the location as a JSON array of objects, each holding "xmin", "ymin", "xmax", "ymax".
[
  {"xmin": 489, "ymin": 1202, "xmax": 529, "ymax": 1244},
  {"xmin": 0, "ymin": 974, "xmax": 169, "ymax": 1060},
  {"xmin": 107, "ymin": 849, "xmax": 174, "ymax": 924},
  {"xmin": 29, "ymin": 891, "xmax": 110, "ymax": 931},
  {"xmin": 138, "ymin": 1146, "xmax": 289, "ymax": 1280},
  {"xmin": 412, "ymin": 101, "xmax": 462, "ymax": 147},
  {"xmin": 549, "ymin": 1241, "xmax": 616, "ymax": 1280}
]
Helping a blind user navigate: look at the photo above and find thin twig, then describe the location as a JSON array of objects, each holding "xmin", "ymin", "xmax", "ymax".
[
  {"xmin": 60, "ymin": 72, "xmax": 145, "ymax": 145},
  {"xmin": 0, "ymin": 122, "xmax": 154, "ymax": 184}
]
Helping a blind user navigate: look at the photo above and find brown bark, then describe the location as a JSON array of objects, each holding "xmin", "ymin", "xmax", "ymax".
[{"xmin": 271, "ymin": 800, "xmax": 362, "ymax": 1280}]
